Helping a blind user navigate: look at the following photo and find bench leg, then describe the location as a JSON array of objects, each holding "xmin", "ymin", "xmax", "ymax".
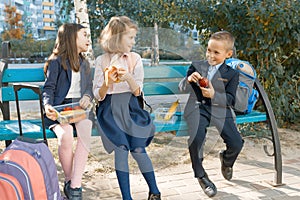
[
  {"xmin": 255, "ymin": 79, "xmax": 283, "ymax": 186},
  {"xmin": 1, "ymin": 102, "xmax": 12, "ymax": 148},
  {"xmin": 5, "ymin": 140, "xmax": 12, "ymax": 147}
]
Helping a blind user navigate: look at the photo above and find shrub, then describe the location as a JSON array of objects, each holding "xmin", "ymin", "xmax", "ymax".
[{"xmin": 187, "ymin": 0, "xmax": 300, "ymax": 126}]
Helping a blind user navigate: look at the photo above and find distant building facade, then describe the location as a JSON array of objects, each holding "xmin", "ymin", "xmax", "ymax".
[{"xmin": 0, "ymin": 0, "xmax": 59, "ymax": 39}]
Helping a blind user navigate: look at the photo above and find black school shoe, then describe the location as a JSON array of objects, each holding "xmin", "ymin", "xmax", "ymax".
[
  {"xmin": 219, "ymin": 150, "xmax": 233, "ymax": 180},
  {"xmin": 68, "ymin": 187, "xmax": 82, "ymax": 200},
  {"xmin": 148, "ymin": 192, "xmax": 161, "ymax": 200},
  {"xmin": 197, "ymin": 173, "xmax": 217, "ymax": 197},
  {"xmin": 64, "ymin": 180, "xmax": 82, "ymax": 200},
  {"xmin": 64, "ymin": 180, "xmax": 71, "ymax": 199}
]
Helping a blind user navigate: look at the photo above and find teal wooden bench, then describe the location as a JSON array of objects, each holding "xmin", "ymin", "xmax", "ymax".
[{"xmin": 0, "ymin": 61, "xmax": 282, "ymax": 186}]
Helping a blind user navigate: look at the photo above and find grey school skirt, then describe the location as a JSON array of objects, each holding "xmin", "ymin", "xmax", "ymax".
[{"xmin": 96, "ymin": 92, "xmax": 155, "ymax": 154}]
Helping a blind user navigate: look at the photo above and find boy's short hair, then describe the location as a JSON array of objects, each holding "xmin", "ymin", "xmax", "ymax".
[
  {"xmin": 99, "ymin": 16, "xmax": 138, "ymax": 53},
  {"xmin": 210, "ymin": 31, "xmax": 235, "ymax": 51}
]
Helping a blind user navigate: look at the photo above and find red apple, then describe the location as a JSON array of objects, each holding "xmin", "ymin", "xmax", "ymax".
[{"xmin": 199, "ymin": 77, "xmax": 209, "ymax": 88}]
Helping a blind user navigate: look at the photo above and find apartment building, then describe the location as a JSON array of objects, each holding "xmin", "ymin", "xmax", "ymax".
[{"xmin": 0, "ymin": 0, "xmax": 57, "ymax": 39}]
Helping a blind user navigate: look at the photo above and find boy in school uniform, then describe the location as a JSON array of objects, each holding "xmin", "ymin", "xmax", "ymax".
[{"xmin": 183, "ymin": 31, "xmax": 244, "ymax": 197}]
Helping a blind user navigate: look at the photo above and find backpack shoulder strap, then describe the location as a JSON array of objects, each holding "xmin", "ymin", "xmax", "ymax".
[
  {"xmin": 127, "ymin": 52, "xmax": 139, "ymax": 73},
  {"xmin": 128, "ymin": 52, "xmax": 152, "ymax": 112}
]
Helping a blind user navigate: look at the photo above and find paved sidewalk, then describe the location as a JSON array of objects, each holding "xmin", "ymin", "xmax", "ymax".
[{"xmin": 80, "ymin": 144, "xmax": 300, "ymax": 200}]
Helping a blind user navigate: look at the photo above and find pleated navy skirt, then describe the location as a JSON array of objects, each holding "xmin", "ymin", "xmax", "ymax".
[{"xmin": 96, "ymin": 92, "xmax": 155, "ymax": 154}]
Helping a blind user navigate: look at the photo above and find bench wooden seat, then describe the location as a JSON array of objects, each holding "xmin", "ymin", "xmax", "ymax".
[
  {"xmin": 0, "ymin": 119, "xmax": 101, "ymax": 141},
  {"xmin": 0, "ymin": 61, "xmax": 282, "ymax": 186},
  {"xmin": 150, "ymin": 110, "xmax": 267, "ymax": 137},
  {"xmin": 0, "ymin": 119, "xmax": 56, "ymax": 140}
]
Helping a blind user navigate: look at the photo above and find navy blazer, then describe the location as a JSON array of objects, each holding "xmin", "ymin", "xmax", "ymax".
[
  {"xmin": 184, "ymin": 60, "xmax": 238, "ymax": 120},
  {"xmin": 42, "ymin": 56, "xmax": 93, "ymax": 107}
]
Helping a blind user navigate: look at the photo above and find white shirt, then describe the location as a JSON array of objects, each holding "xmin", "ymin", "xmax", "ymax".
[
  {"xmin": 207, "ymin": 63, "xmax": 222, "ymax": 80},
  {"xmin": 66, "ymin": 70, "xmax": 81, "ymax": 98}
]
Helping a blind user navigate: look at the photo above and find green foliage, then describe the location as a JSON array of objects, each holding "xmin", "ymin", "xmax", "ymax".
[
  {"xmin": 54, "ymin": 0, "xmax": 74, "ymax": 28},
  {"xmin": 10, "ymin": 36, "xmax": 35, "ymax": 58},
  {"xmin": 87, "ymin": 0, "xmax": 299, "ymax": 126},
  {"xmin": 9, "ymin": 37, "xmax": 54, "ymax": 59},
  {"xmin": 174, "ymin": 0, "xmax": 299, "ymax": 127},
  {"xmin": 87, "ymin": 0, "xmax": 186, "ymax": 44}
]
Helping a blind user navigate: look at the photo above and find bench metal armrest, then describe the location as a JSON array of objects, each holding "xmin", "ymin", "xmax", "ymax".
[
  {"xmin": 13, "ymin": 83, "xmax": 41, "ymax": 94},
  {"xmin": 13, "ymin": 83, "xmax": 47, "ymax": 144}
]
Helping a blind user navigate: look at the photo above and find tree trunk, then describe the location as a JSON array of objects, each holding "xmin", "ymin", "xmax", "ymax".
[
  {"xmin": 74, "ymin": 0, "xmax": 95, "ymax": 67},
  {"xmin": 151, "ymin": 22, "xmax": 159, "ymax": 66}
]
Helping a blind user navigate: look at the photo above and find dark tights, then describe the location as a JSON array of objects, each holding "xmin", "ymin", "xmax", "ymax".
[{"xmin": 115, "ymin": 145, "xmax": 160, "ymax": 200}]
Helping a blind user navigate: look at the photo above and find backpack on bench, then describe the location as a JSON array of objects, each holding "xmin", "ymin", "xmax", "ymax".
[{"xmin": 225, "ymin": 58, "xmax": 259, "ymax": 114}]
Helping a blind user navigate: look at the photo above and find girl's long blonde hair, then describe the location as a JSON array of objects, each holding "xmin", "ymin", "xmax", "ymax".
[{"xmin": 99, "ymin": 16, "xmax": 138, "ymax": 53}]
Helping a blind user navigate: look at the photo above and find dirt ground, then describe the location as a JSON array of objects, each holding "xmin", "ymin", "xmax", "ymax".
[{"xmin": 1, "ymin": 113, "xmax": 299, "ymax": 198}]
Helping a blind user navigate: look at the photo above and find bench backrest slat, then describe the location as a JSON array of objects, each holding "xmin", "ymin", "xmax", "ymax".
[
  {"xmin": 2, "ymin": 68, "xmax": 45, "ymax": 83},
  {"xmin": 2, "ymin": 86, "xmax": 41, "ymax": 101},
  {"xmin": 143, "ymin": 82, "xmax": 182, "ymax": 96},
  {"xmin": 1, "ymin": 67, "xmax": 45, "ymax": 102},
  {"xmin": 144, "ymin": 65, "xmax": 188, "ymax": 79},
  {"xmin": 143, "ymin": 65, "xmax": 188, "ymax": 96}
]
